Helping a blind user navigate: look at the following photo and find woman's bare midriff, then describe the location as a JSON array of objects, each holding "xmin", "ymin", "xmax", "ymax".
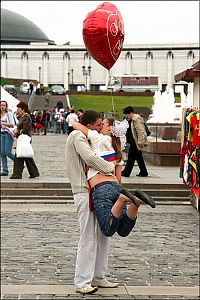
[{"xmin": 89, "ymin": 174, "xmax": 118, "ymax": 188}]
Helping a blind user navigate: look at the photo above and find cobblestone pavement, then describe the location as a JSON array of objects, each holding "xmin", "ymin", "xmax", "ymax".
[
  {"xmin": 1, "ymin": 205, "xmax": 199, "ymax": 299},
  {"xmin": 1, "ymin": 134, "xmax": 199, "ymax": 299}
]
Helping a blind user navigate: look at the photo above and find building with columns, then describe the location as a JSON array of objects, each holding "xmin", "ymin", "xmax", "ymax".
[{"xmin": 1, "ymin": 8, "xmax": 199, "ymax": 92}]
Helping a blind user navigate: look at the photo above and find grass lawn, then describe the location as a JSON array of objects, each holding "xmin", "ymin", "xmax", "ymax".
[{"xmin": 69, "ymin": 94, "xmax": 153, "ymax": 119}]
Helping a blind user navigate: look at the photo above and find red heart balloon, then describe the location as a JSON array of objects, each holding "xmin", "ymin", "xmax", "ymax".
[{"xmin": 83, "ymin": 2, "xmax": 124, "ymax": 70}]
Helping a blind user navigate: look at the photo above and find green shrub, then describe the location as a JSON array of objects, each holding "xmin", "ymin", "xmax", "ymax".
[{"xmin": 1, "ymin": 77, "xmax": 14, "ymax": 86}]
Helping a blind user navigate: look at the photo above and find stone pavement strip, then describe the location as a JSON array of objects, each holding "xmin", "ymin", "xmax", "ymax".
[
  {"xmin": 1, "ymin": 285, "xmax": 199, "ymax": 297},
  {"xmin": 1, "ymin": 134, "xmax": 199, "ymax": 300}
]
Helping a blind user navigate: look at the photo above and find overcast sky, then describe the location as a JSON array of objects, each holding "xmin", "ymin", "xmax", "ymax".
[{"xmin": 1, "ymin": 1, "xmax": 199, "ymax": 45}]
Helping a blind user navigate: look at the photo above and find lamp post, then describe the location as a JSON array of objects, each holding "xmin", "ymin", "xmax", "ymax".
[
  {"xmin": 38, "ymin": 66, "xmax": 41, "ymax": 82},
  {"xmin": 82, "ymin": 65, "xmax": 91, "ymax": 91},
  {"xmin": 71, "ymin": 69, "xmax": 74, "ymax": 89},
  {"xmin": 67, "ymin": 72, "xmax": 70, "ymax": 90}
]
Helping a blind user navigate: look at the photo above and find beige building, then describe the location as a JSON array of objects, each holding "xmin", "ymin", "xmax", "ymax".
[{"xmin": 1, "ymin": 8, "xmax": 199, "ymax": 92}]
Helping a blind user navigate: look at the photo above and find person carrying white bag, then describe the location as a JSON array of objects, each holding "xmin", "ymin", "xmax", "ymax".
[{"xmin": 10, "ymin": 101, "xmax": 39, "ymax": 179}]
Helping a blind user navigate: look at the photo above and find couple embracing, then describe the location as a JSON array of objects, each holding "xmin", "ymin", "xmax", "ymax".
[{"xmin": 65, "ymin": 110, "xmax": 155, "ymax": 295}]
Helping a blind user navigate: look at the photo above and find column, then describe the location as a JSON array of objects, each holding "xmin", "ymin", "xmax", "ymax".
[
  {"xmin": 63, "ymin": 52, "xmax": 70, "ymax": 90},
  {"xmin": 1, "ymin": 52, "xmax": 7, "ymax": 78},
  {"xmin": 21, "ymin": 52, "xmax": 28, "ymax": 79}
]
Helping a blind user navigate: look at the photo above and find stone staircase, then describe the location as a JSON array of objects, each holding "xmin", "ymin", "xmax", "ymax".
[
  {"xmin": 17, "ymin": 94, "xmax": 68, "ymax": 111},
  {"xmin": 1, "ymin": 182, "xmax": 191, "ymax": 206}
]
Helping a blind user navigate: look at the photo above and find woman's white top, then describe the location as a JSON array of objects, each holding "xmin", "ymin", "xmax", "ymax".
[{"xmin": 87, "ymin": 129, "xmax": 123, "ymax": 180}]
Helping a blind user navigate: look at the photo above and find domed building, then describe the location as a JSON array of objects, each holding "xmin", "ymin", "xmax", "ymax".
[
  {"xmin": 1, "ymin": 8, "xmax": 199, "ymax": 91},
  {"xmin": 1, "ymin": 8, "xmax": 55, "ymax": 45}
]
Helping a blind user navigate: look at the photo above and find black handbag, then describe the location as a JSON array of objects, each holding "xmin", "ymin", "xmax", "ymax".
[{"xmin": 144, "ymin": 123, "xmax": 151, "ymax": 136}]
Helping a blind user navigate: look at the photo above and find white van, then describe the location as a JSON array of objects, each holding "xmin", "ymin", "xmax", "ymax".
[{"xmin": 20, "ymin": 82, "xmax": 30, "ymax": 94}]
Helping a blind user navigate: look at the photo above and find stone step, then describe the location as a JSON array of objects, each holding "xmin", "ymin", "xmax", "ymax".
[
  {"xmin": 16, "ymin": 94, "xmax": 68, "ymax": 111},
  {"xmin": 125, "ymin": 189, "xmax": 190, "ymax": 197},
  {"xmin": 1, "ymin": 188, "xmax": 190, "ymax": 197},
  {"xmin": 153, "ymin": 196, "xmax": 190, "ymax": 201},
  {"xmin": 1, "ymin": 195, "xmax": 73, "ymax": 201},
  {"xmin": 1, "ymin": 188, "xmax": 73, "ymax": 196},
  {"xmin": 1, "ymin": 199, "xmax": 74, "ymax": 204},
  {"xmin": 1, "ymin": 181, "xmax": 189, "ymax": 190},
  {"xmin": 1, "ymin": 195, "xmax": 190, "ymax": 203},
  {"xmin": 1, "ymin": 200, "xmax": 190, "ymax": 206}
]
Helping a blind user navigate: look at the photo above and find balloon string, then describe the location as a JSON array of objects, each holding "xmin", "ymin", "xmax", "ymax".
[
  {"xmin": 111, "ymin": 88, "xmax": 115, "ymax": 115},
  {"xmin": 108, "ymin": 69, "xmax": 115, "ymax": 115}
]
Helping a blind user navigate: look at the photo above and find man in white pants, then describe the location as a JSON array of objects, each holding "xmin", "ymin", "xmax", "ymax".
[{"xmin": 65, "ymin": 110, "xmax": 119, "ymax": 294}]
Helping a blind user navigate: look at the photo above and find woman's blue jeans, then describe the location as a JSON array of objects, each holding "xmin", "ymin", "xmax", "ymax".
[
  {"xmin": 92, "ymin": 182, "xmax": 136, "ymax": 237},
  {"xmin": 1, "ymin": 133, "xmax": 15, "ymax": 174}
]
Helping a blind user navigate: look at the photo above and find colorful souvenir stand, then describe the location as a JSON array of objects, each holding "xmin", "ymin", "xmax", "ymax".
[{"xmin": 180, "ymin": 108, "xmax": 200, "ymax": 209}]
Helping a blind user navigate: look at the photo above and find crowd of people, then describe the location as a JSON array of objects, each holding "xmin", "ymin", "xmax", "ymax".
[
  {"xmin": 1, "ymin": 100, "xmax": 152, "ymax": 295},
  {"xmin": 29, "ymin": 108, "xmax": 84, "ymax": 135},
  {"xmin": 28, "ymin": 108, "xmax": 120, "ymax": 136}
]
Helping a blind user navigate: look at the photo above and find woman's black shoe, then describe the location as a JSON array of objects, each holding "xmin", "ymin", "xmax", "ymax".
[
  {"xmin": 120, "ymin": 188, "xmax": 140, "ymax": 207},
  {"xmin": 121, "ymin": 172, "xmax": 130, "ymax": 177},
  {"xmin": 136, "ymin": 173, "xmax": 148, "ymax": 177},
  {"xmin": 10, "ymin": 175, "xmax": 22, "ymax": 179},
  {"xmin": 134, "ymin": 190, "xmax": 156, "ymax": 208}
]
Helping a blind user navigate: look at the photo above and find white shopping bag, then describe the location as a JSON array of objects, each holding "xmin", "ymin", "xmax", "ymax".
[{"xmin": 16, "ymin": 134, "xmax": 34, "ymax": 158}]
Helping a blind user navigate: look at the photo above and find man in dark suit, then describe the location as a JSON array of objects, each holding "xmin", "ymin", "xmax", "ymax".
[{"xmin": 122, "ymin": 106, "xmax": 148, "ymax": 177}]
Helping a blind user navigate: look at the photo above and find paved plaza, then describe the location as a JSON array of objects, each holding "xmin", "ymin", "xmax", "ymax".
[{"xmin": 1, "ymin": 134, "xmax": 199, "ymax": 300}]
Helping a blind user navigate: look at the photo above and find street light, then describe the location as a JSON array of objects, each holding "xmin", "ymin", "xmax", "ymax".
[
  {"xmin": 71, "ymin": 69, "xmax": 74, "ymax": 88},
  {"xmin": 82, "ymin": 65, "xmax": 91, "ymax": 91},
  {"xmin": 38, "ymin": 66, "xmax": 41, "ymax": 82},
  {"xmin": 67, "ymin": 72, "xmax": 70, "ymax": 90}
]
